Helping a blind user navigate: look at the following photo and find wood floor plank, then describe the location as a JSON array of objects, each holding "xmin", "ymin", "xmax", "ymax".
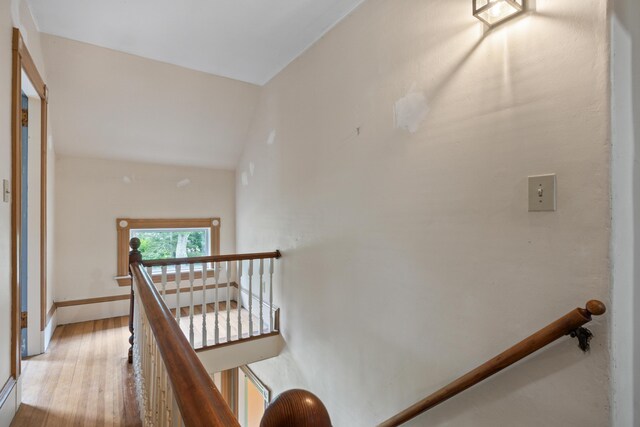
[
  {"xmin": 11, "ymin": 317, "xmax": 141, "ymax": 427},
  {"xmin": 11, "ymin": 298, "xmax": 264, "ymax": 426},
  {"xmin": 81, "ymin": 322, "xmax": 99, "ymax": 427},
  {"xmin": 67, "ymin": 320, "xmax": 94, "ymax": 427}
]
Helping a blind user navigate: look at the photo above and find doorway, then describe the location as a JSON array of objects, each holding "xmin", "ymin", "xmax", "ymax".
[
  {"xmin": 11, "ymin": 28, "xmax": 49, "ymax": 379},
  {"xmin": 20, "ymin": 92, "xmax": 28, "ymax": 357},
  {"xmin": 212, "ymin": 366, "xmax": 270, "ymax": 427}
]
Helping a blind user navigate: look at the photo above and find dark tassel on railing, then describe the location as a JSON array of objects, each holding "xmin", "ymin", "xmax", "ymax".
[{"xmin": 570, "ymin": 327, "xmax": 593, "ymax": 353}]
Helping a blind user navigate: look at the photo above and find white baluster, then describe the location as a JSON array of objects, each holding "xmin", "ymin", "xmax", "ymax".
[
  {"xmin": 259, "ymin": 259, "xmax": 264, "ymax": 334},
  {"xmin": 237, "ymin": 260, "xmax": 243, "ymax": 339},
  {"xmin": 226, "ymin": 261, "xmax": 231, "ymax": 342},
  {"xmin": 188, "ymin": 264, "xmax": 195, "ymax": 347},
  {"xmin": 202, "ymin": 262, "xmax": 207, "ymax": 347},
  {"xmin": 161, "ymin": 265, "xmax": 167, "ymax": 299},
  {"xmin": 171, "ymin": 396, "xmax": 181, "ymax": 427},
  {"xmin": 270, "ymin": 258, "xmax": 275, "ymax": 332},
  {"xmin": 167, "ymin": 383, "xmax": 174, "ymax": 427},
  {"xmin": 175, "ymin": 264, "xmax": 181, "ymax": 324},
  {"xmin": 248, "ymin": 259, "xmax": 254, "ymax": 337},
  {"xmin": 214, "ymin": 262, "xmax": 220, "ymax": 345},
  {"xmin": 161, "ymin": 365, "xmax": 167, "ymax": 426},
  {"xmin": 147, "ymin": 266, "xmax": 153, "ymax": 280},
  {"xmin": 152, "ymin": 342, "xmax": 158, "ymax": 424}
]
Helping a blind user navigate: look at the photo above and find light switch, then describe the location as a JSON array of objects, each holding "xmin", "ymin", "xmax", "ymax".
[
  {"xmin": 528, "ymin": 174, "xmax": 556, "ymax": 212},
  {"xmin": 2, "ymin": 179, "xmax": 9, "ymax": 203}
]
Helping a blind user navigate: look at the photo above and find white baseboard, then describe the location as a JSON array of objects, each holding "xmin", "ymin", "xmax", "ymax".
[
  {"xmin": 43, "ymin": 310, "xmax": 58, "ymax": 351},
  {"xmin": 0, "ymin": 378, "xmax": 18, "ymax": 427},
  {"xmin": 57, "ymin": 300, "xmax": 130, "ymax": 325},
  {"xmin": 56, "ymin": 287, "xmax": 237, "ymax": 325}
]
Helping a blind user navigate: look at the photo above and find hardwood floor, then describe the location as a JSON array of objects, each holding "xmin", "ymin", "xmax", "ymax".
[
  {"xmin": 10, "ymin": 302, "xmax": 264, "ymax": 426},
  {"xmin": 11, "ymin": 317, "xmax": 141, "ymax": 427},
  {"xmin": 172, "ymin": 301, "xmax": 267, "ymax": 349}
]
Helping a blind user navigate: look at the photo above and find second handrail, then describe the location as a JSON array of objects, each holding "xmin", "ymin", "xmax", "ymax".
[{"xmin": 377, "ymin": 300, "xmax": 606, "ymax": 427}]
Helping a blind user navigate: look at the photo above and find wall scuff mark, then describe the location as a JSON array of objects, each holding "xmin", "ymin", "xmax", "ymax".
[
  {"xmin": 267, "ymin": 130, "xmax": 277, "ymax": 145},
  {"xmin": 393, "ymin": 84, "xmax": 429, "ymax": 133},
  {"xmin": 177, "ymin": 178, "xmax": 191, "ymax": 188}
]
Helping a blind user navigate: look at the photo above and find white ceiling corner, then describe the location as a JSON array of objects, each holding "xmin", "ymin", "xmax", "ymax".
[{"xmin": 26, "ymin": 0, "xmax": 366, "ymax": 85}]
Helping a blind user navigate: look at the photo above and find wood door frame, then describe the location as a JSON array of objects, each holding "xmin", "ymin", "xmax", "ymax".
[{"xmin": 11, "ymin": 28, "xmax": 49, "ymax": 380}]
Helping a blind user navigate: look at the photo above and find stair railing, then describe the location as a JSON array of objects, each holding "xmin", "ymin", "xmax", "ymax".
[
  {"xmin": 377, "ymin": 300, "xmax": 606, "ymax": 427},
  {"xmin": 128, "ymin": 237, "xmax": 281, "ymax": 355},
  {"xmin": 129, "ymin": 239, "xmax": 331, "ymax": 427},
  {"xmin": 127, "ymin": 234, "xmax": 604, "ymax": 427},
  {"xmin": 129, "ymin": 251, "xmax": 239, "ymax": 426}
]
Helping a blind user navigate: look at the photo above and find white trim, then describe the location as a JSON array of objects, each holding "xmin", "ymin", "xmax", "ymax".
[{"xmin": 0, "ymin": 378, "xmax": 18, "ymax": 427}]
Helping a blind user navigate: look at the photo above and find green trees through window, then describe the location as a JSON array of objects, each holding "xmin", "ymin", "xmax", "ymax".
[{"xmin": 131, "ymin": 228, "xmax": 210, "ymax": 261}]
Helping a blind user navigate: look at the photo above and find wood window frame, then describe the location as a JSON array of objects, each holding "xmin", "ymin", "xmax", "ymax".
[
  {"xmin": 220, "ymin": 366, "xmax": 271, "ymax": 421},
  {"xmin": 221, "ymin": 369, "xmax": 239, "ymax": 417},
  {"xmin": 115, "ymin": 218, "xmax": 221, "ymax": 287},
  {"xmin": 10, "ymin": 28, "xmax": 49, "ymax": 383},
  {"xmin": 239, "ymin": 365, "xmax": 271, "ymax": 404}
]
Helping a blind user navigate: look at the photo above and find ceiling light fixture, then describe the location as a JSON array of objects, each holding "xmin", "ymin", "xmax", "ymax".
[{"xmin": 473, "ymin": 0, "xmax": 525, "ymax": 27}]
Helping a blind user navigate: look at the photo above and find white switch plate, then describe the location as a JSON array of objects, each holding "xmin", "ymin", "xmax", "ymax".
[
  {"xmin": 528, "ymin": 174, "xmax": 556, "ymax": 212},
  {"xmin": 2, "ymin": 179, "xmax": 9, "ymax": 203}
]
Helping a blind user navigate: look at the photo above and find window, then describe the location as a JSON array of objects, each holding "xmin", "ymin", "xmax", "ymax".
[
  {"xmin": 115, "ymin": 218, "xmax": 220, "ymax": 286},
  {"xmin": 214, "ymin": 366, "xmax": 270, "ymax": 426},
  {"xmin": 131, "ymin": 227, "xmax": 210, "ymax": 274},
  {"xmin": 238, "ymin": 366, "xmax": 270, "ymax": 427}
]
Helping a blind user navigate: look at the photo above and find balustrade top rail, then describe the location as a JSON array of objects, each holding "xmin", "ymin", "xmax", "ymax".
[
  {"xmin": 141, "ymin": 250, "xmax": 281, "ymax": 267},
  {"xmin": 130, "ymin": 262, "xmax": 239, "ymax": 426}
]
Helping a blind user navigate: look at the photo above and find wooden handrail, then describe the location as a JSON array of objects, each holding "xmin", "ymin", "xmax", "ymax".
[
  {"xmin": 141, "ymin": 250, "xmax": 281, "ymax": 267},
  {"xmin": 378, "ymin": 300, "xmax": 607, "ymax": 427},
  {"xmin": 130, "ymin": 262, "xmax": 240, "ymax": 427}
]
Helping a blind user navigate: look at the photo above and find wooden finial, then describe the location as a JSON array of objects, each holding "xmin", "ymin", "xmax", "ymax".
[
  {"xmin": 129, "ymin": 238, "xmax": 142, "ymax": 264},
  {"xmin": 130, "ymin": 237, "xmax": 141, "ymax": 251},
  {"xmin": 260, "ymin": 389, "xmax": 331, "ymax": 427},
  {"xmin": 585, "ymin": 300, "xmax": 606, "ymax": 316}
]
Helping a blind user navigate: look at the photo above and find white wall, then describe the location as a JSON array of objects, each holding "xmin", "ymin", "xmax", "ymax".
[
  {"xmin": 237, "ymin": 0, "xmax": 611, "ymax": 426},
  {"xmin": 611, "ymin": 0, "xmax": 640, "ymax": 425},
  {"xmin": 54, "ymin": 156, "xmax": 236, "ymax": 324},
  {"xmin": 0, "ymin": 0, "xmax": 16, "ymax": 411},
  {"xmin": 40, "ymin": 29, "xmax": 260, "ymax": 324},
  {"xmin": 40, "ymin": 34, "xmax": 260, "ymax": 170}
]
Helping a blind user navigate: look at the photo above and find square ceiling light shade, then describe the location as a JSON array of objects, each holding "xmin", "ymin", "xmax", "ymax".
[{"xmin": 473, "ymin": 0, "xmax": 525, "ymax": 26}]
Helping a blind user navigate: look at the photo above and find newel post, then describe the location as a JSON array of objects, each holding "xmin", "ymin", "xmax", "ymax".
[
  {"xmin": 260, "ymin": 389, "xmax": 332, "ymax": 427},
  {"xmin": 128, "ymin": 237, "xmax": 142, "ymax": 364}
]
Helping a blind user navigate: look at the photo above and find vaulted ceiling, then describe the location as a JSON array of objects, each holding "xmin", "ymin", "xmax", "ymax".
[{"xmin": 27, "ymin": 0, "xmax": 365, "ymax": 85}]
